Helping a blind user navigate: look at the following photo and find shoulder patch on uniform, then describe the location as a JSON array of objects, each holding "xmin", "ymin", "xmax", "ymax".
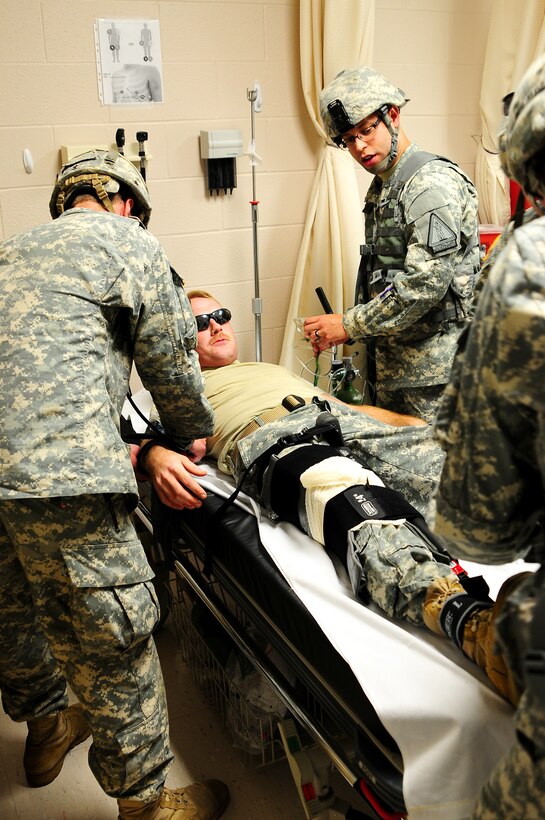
[{"xmin": 427, "ymin": 212, "xmax": 458, "ymax": 254}]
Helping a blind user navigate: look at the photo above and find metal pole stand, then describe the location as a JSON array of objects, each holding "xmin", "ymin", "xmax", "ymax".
[{"xmin": 247, "ymin": 85, "xmax": 262, "ymax": 361}]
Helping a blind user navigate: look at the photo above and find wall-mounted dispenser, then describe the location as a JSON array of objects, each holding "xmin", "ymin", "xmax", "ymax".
[{"xmin": 200, "ymin": 129, "xmax": 243, "ymax": 195}]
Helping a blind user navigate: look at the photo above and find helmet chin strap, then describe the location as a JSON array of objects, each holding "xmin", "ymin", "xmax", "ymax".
[{"xmin": 369, "ymin": 105, "xmax": 400, "ymax": 175}]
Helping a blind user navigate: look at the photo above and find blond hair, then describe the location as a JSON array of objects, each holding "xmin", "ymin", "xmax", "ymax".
[{"xmin": 187, "ymin": 289, "xmax": 216, "ymax": 301}]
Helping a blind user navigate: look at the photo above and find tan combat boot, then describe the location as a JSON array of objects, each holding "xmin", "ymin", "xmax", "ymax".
[
  {"xmin": 423, "ymin": 574, "xmax": 526, "ymax": 706},
  {"xmin": 117, "ymin": 780, "xmax": 230, "ymax": 820},
  {"xmin": 24, "ymin": 702, "xmax": 91, "ymax": 787}
]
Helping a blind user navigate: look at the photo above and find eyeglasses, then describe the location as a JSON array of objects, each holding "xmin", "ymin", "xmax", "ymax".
[
  {"xmin": 340, "ymin": 116, "xmax": 382, "ymax": 149},
  {"xmin": 195, "ymin": 308, "xmax": 232, "ymax": 332}
]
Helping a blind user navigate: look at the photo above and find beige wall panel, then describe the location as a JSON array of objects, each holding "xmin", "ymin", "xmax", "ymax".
[
  {"xmin": 0, "ymin": 1, "xmax": 46, "ymax": 63},
  {"xmin": 0, "ymin": 64, "xmax": 109, "ymax": 127},
  {"xmin": 170, "ymin": 228, "xmax": 259, "ymax": 289},
  {"xmin": 167, "ymin": 221, "xmax": 301, "ymax": 305},
  {"xmin": 260, "ymin": 223, "xmax": 303, "ymax": 282},
  {"xmin": 160, "ymin": 2, "xmax": 264, "ymax": 62},
  {"xmin": 0, "ymin": 127, "xmax": 56, "ymax": 188},
  {"xmin": 212, "ymin": 169, "xmax": 313, "ymax": 232},
  {"xmin": 267, "ymin": 117, "xmax": 319, "ymax": 171},
  {"xmin": 0, "ymin": 187, "xmax": 52, "ymax": 238},
  {"xmin": 149, "ymin": 176, "xmax": 224, "ymax": 236},
  {"xmin": 265, "ymin": 4, "xmax": 299, "ymax": 61}
]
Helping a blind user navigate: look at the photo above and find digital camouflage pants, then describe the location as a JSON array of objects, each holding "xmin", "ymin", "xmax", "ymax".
[{"xmin": 0, "ymin": 494, "xmax": 173, "ymax": 801}]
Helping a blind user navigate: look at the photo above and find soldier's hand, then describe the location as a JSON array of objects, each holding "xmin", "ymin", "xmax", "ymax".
[
  {"xmin": 144, "ymin": 446, "xmax": 208, "ymax": 510},
  {"xmin": 303, "ymin": 314, "xmax": 348, "ymax": 353}
]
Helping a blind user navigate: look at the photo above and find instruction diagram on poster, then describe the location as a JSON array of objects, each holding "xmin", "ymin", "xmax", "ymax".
[{"xmin": 95, "ymin": 19, "xmax": 164, "ymax": 105}]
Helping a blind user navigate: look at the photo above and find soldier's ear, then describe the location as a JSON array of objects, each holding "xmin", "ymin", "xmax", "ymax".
[{"xmin": 388, "ymin": 106, "xmax": 401, "ymax": 127}]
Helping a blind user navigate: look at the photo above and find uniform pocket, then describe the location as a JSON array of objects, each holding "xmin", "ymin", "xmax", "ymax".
[{"xmin": 60, "ymin": 542, "xmax": 159, "ymax": 655}]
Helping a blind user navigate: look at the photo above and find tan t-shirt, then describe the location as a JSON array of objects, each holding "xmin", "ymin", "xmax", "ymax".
[{"xmin": 203, "ymin": 361, "xmax": 324, "ymax": 472}]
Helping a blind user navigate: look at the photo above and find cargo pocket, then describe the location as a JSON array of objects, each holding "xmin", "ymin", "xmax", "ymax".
[{"xmin": 60, "ymin": 542, "xmax": 159, "ymax": 656}]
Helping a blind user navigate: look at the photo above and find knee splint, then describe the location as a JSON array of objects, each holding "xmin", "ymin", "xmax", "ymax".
[{"xmin": 258, "ymin": 412, "xmax": 451, "ymax": 569}]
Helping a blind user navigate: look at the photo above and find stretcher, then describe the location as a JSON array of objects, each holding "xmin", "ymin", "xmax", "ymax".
[{"xmin": 134, "ymin": 463, "xmax": 534, "ymax": 820}]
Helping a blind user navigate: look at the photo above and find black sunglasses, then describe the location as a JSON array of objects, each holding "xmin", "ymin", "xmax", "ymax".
[{"xmin": 195, "ymin": 308, "xmax": 232, "ymax": 332}]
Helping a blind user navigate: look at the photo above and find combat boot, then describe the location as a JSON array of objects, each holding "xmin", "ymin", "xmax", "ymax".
[
  {"xmin": 423, "ymin": 573, "xmax": 528, "ymax": 706},
  {"xmin": 117, "ymin": 780, "xmax": 229, "ymax": 819},
  {"xmin": 24, "ymin": 702, "xmax": 91, "ymax": 787}
]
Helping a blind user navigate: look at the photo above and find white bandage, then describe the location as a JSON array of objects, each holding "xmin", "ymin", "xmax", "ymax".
[{"xmin": 300, "ymin": 456, "xmax": 384, "ymax": 545}]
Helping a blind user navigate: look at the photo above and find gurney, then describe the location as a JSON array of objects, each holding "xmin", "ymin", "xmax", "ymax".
[{"xmin": 134, "ymin": 461, "xmax": 535, "ymax": 820}]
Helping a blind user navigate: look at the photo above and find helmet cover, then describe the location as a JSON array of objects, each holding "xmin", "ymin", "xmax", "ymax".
[
  {"xmin": 499, "ymin": 54, "xmax": 545, "ymax": 200},
  {"xmin": 50, "ymin": 149, "xmax": 152, "ymax": 226},
  {"xmin": 320, "ymin": 66, "xmax": 409, "ymax": 143}
]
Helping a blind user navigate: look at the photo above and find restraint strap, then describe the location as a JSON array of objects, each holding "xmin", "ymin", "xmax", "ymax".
[
  {"xmin": 440, "ymin": 593, "xmax": 492, "ymax": 649},
  {"xmin": 323, "ymin": 484, "xmax": 424, "ymax": 565}
]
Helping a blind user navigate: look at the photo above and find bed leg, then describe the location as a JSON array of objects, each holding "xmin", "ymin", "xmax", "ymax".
[{"xmin": 278, "ymin": 719, "xmax": 356, "ymax": 819}]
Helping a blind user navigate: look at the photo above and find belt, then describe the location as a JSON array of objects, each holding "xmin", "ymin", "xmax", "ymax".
[
  {"xmin": 226, "ymin": 395, "xmax": 309, "ymax": 474},
  {"xmin": 237, "ymin": 404, "xmax": 291, "ymax": 442}
]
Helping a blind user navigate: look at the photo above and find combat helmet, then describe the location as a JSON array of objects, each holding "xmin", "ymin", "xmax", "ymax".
[
  {"xmin": 50, "ymin": 149, "xmax": 152, "ymax": 227},
  {"xmin": 320, "ymin": 66, "xmax": 409, "ymax": 173},
  {"xmin": 498, "ymin": 54, "xmax": 545, "ymax": 203}
]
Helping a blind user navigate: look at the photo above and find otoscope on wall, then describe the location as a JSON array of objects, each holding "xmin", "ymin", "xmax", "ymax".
[
  {"xmin": 115, "ymin": 128, "xmax": 125, "ymax": 155},
  {"xmin": 136, "ymin": 131, "xmax": 148, "ymax": 181}
]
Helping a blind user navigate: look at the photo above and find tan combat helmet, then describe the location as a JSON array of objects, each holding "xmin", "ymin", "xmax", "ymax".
[
  {"xmin": 498, "ymin": 54, "xmax": 545, "ymax": 204},
  {"xmin": 49, "ymin": 149, "xmax": 152, "ymax": 227},
  {"xmin": 320, "ymin": 66, "xmax": 409, "ymax": 173}
]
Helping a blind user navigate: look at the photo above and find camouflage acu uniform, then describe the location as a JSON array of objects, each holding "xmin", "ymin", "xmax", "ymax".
[
  {"xmin": 0, "ymin": 209, "xmax": 214, "ymax": 800},
  {"xmin": 434, "ymin": 218, "xmax": 545, "ymax": 818},
  {"xmin": 228, "ymin": 392, "xmax": 455, "ymax": 624},
  {"xmin": 343, "ymin": 142, "xmax": 480, "ymax": 423}
]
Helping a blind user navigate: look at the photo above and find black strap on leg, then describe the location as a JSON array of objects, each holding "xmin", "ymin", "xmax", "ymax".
[
  {"xmin": 440, "ymin": 592, "xmax": 493, "ymax": 649},
  {"xmin": 202, "ymin": 411, "xmax": 354, "ymax": 574}
]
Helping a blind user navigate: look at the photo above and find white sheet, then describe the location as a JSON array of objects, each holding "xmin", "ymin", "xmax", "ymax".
[{"xmin": 197, "ymin": 465, "xmax": 536, "ymax": 820}]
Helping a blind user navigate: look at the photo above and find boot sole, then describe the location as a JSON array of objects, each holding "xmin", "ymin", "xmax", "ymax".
[{"xmin": 26, "ymin": 726, "xmax": 92, "ymax": 788}]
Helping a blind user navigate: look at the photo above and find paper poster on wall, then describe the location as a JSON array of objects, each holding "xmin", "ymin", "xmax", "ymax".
[{"xmin": 94, "ymin": 19, "xmax": 164, "ymax": 106}]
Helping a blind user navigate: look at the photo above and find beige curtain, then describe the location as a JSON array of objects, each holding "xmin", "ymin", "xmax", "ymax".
[
  {"xmin": 279, "ymin": 0, "xmax": 375, "ymax": 380},
  {"xmin": 477, "ymin": 0, "xmax": 545, "ymax": 224}
]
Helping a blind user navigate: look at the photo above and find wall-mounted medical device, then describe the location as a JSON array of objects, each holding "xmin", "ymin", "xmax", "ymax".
[{"xmin": 200, "ymin": 129, "xmax": 243, "ymax": 195}]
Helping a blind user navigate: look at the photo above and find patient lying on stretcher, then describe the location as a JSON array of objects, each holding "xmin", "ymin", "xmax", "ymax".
[{"xmin": 138, "ymin": 291, "xmax": 519, "ymax": 706}]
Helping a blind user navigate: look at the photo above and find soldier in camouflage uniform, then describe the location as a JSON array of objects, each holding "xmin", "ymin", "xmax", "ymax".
[
  {"xmin": 0, "ymin": 151, "xmax": 229, "ymax": 819},
  {"xmin": 433, "ymin": 55, "xmax": 545, "ymax": 818},
  {"xmin": 144, "ymin": 293, "xmax": 514, "ymax": 703},
  {"xmin": 304, "ymin": 66, "xmax": 480, "ymax": 424}
]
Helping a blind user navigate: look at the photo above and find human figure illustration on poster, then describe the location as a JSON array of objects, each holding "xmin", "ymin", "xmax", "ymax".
[
  {"xmin": 140, "ymin": 23, "xmax": 153, "ymax": 62},
  {"xmin": 107, "ymin": 22, "xmax": 120, "ymax": 63},
  {"xmin": 95, "ymin": 19, "xmax": 164, "ymax": 105}
]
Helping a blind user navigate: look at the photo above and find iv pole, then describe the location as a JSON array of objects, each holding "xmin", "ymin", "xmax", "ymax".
[{"xmin": 247, "ymin": 83, "xmax": 262, "ymax": 361}]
